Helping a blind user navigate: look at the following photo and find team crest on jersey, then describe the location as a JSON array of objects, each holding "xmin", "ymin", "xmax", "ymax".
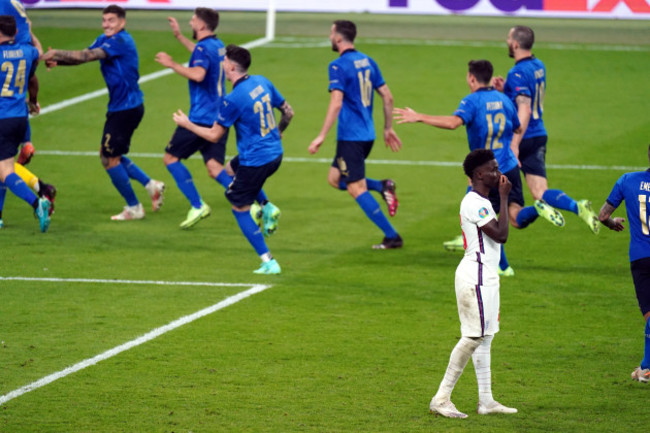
[{"xmin": 478, "ymin": 207, "xmax": 489, "ymax": 218}]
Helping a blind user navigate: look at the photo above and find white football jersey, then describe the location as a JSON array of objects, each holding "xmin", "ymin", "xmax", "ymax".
[{"xmin": 457, "ymin": 191, "xmax": 501, "ymax": 284}]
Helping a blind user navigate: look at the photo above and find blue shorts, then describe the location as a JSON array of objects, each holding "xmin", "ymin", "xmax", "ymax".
[
  {"xmin": 331, "ymin": 140, "xmax": 374, "ymax": 183},
  {"xmin": 631, "ymin": 257, "xmax": 650, "ymax": 316},
  {"xmin": 226, "ymin": 155, "xmax": 282, "ymax": 207},
  {"xmin": 166, "ymin": 125, "xmax": 228, "ymax": 165},
  {"xmin": 488, "ymin": 166, "xmax": 525, "ymax": 211},
  {"xmin": 0, "ymin": 117, "xmax": 27, "ymax": 160},
  {"xmin": 519, "ymin": 135, "xmax": 547, "ymax": 178},
  {"xmin": 101, "ymin": 104, "xmax": 144, "ymax": 158}
]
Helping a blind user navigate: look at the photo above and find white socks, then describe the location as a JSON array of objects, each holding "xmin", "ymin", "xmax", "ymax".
[
  {"xmin": 434, "ymin": 336, "xmax": 482, "ymax": 402},
  {"xmin": 472, "ymin": 334, "xmax": 494, "ymax": 405}
]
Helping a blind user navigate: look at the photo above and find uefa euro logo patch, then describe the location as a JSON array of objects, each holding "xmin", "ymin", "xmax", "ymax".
[{"xmin": 478, "ymin": 207, "xmax": 489, "ymax": 219}]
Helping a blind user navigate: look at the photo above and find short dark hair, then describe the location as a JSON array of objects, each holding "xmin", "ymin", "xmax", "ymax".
[
  {"xmin": 333, "ymin": 20, "xmax": 356, "ymax": 43},
  {"xmin": 468, "ymin": 60, "xmax": 493, "ymax": 85},
  {"xmin": 103, "ymin": 5, "xmax": 126, "ymax": 18},
  {"xmin": 511, "ymin": 25, "xmax": 535, "ymax": 50},
  {"xmin": 0, "ymin": 15, "xmax": 16, "ymax": 38},
  {"xmin": 226, "ymin": 44, "xmax": 251, "ymax": 72},
  {"xmin": 463, "ymin": 149, "xmax": 495, "ymax": 178},
  {"xmin": 195, "ymin": 8, "xmax": 219, "ymax": 32}
]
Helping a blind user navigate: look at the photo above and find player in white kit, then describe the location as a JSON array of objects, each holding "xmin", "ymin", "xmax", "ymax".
[{"xmin": 429, "ymin": 149, "xmax": 518, "ymax": 418}]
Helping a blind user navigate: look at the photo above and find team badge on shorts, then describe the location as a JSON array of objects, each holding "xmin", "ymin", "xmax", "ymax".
[{"xmin": 478, "ymin": 207, "xmax": 489, "ymax": 218}]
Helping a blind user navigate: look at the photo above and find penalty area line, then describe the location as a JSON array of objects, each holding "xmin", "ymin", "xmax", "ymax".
[{"xmin": 0, "ymin": 282, "xmax": 271, "ymax": 406}]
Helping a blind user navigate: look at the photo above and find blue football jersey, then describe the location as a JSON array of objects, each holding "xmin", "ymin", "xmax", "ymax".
[
  {"xmin": 89, "ymin": 30, "xmax": 143, "ymax": 112},
  {"xmin": 188, "ymin": 36, "xmax": 225, "ymax": 125},
  {"xmin": 0, "ymin": 41, "xmax": 38, "ymax": 119},
  {"xmin": 454, "ymin": 87, "xmax": 520, "ymax": 174},
  {"xmin": 0, "ymin": 0, "xmax": 31, "ymax": 45},
  {"xmin": 503, "ymin": 56, "xmax": 547, "ymax": 139},
  {"xmin": 328, "ymin": 49, "xmax": 384, "ymax": 141},
  {"xmin": 606, "ymin": 170, "xmax": 650, "ymax": 262},
  {"xmin": 217, "ymin": 75, "xmax": 284, "ymax": 167}
]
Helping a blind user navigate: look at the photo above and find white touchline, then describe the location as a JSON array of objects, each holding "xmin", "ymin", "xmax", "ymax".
[
  {"xmin": 30, "ymin": 150, "xmax": 646, "ymax": 172},
  {"xmin": 0, "ymin": 282, "xmax": 272, "ymax": 406},
  {"xmin": 0, "ymin": 276, "xmax": 257, "ymax": 287}
]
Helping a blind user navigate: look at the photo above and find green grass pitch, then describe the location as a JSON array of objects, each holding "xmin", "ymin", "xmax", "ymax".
[{"xmin": 0, "ymin": 10, "xmax": 648, "ymax": 432}]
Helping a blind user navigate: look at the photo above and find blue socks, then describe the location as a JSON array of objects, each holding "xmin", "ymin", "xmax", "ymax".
[
  {"xmin": 0, "ymin": 181, "xmax": 6, "ymax": 212},
  {"xmin": 106, "ymin": 165, "xmax": 139, "ymax": 207},
  {"xmin": 233, "ymin": 209, "xmax": 269, "ymax": 256},
  {"xmin": 5, "ymin": 172, "xmax": 38, "ymax": 207},
  {"xmin": 215, "ymin": 169, "xmax": 233, "ymax": 189},
  {"xmin": 256, "ymin": 189, "xmax": 268, "ymax": 205},
  {"xmin": 516, "ymin": 205, "xmax": 539, "ymax": 229},
  {"xmin": 120, "ymin": 156, "xmax": 151, "ymax": 187},
  {"xmin": 499, "ymin": 245, "xmax": 509, "ymax": 271},
  {"xmin": 356, "ymin": 191, "xmax": 398, "ymax": 239},
  {"xmin": 339, "ymin": 178, "xmax": 383, "ymax": 192},
  {"xmin": 543, "ymin": 189, "xmax": 578, "ymax": 214},
  {"xmin": 366, "ymin": 178, "xmax": 383, "ymax": 192},
  {"xmin": 641, "ymin": 319, "xmax": 650, "ymax": 370},
  {"xmin": 167, "ymin": 161, "xmax": 202, "ymax": 208}
]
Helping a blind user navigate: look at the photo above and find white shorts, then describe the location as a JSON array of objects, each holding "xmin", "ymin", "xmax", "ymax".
[{"xmin": 455, "ymin": 266, "xmax": 500, "ymax": 337}]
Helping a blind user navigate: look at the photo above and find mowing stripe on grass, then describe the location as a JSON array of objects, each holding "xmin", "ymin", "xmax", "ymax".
[
  {"xmin": 266, "ymin": 36, "xmax": 650, "ymax": 52},
  {"xmin": 32, "ymin": 150, "xmax": 645, "ymax": 172},
  {"xmin": 0, "ymin": 281, "xmax": 271, "ymax": 406}
]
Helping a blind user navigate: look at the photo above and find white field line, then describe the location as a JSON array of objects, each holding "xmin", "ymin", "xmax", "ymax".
[
  {"xmin": 32, "ymin": 150, "xmax": 645, "ymax": 172},
  {"xmin": 0, "ymin": 279, "xmax": 271, "ymax": 406}
]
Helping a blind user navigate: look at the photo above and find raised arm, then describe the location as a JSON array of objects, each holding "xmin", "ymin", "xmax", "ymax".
[
  {"xmin": 394, "ymin": 107, "xmax": 464, "ymax": 130},
  {"xmin": 480, "ymin": 175, "xmax": 512, "ymax": 243},
  {"xmin": 172, "ymin": 109, "xmax": 226, "ymax": 143},
  {"xmin": 40, "ymin": 47, "xmax": 107, "ymax": 66},
  {"xmin": 155, "ymin": 52, "xmax": 206, "ymax": 82},
  {"xmin": 308, "ymin": 90, "xmax": 343, "ymax": 155},
  {"xmin": 168, "ymin": 17, "xmax": 196, "ymax": 52},
  {"xmin": 376, "ymin": 84, "xmax": 402, "ymax": 152}
]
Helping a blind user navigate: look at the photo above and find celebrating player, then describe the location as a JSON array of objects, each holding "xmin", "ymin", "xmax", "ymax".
[
  {"xmin": 598, "ymin": 144, "xmax": 650, "ymax": 383},
  {"xmin": 172, "ymin": 44, "xmax": 293, "ymax": 274},
  {"xmin": 0, "ymin": 15, "xmax": 50, "ymax": 232},
  {"xmin": 308, "ymin": 20, "xmax": 403, "ymax": 250},
  {"xmin": 493, "ymin": 25, "xmax": 599, "ymax": 233},
  {"xmin": 41, "ymin": 5, "xmax": 164, "ymax": 221}
]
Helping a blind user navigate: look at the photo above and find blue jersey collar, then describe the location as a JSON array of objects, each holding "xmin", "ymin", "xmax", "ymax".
[
  {"xmin": 515, "ymin": 55, "xmax": 535, "ymax": 65},
  {"xmin": 476, "ymin": 86, "xmax": 495, "ymax": 92},
  {"xmin": 340, "ymin": 48, "xmax": 356, "ymax": 56},
  {"xmin": 198, "ymin": 34, "xmax": 217, "ymax": 42},
  {"xmin": 233, "ymin": 74, "xmax": 250, "ymax": 89}
]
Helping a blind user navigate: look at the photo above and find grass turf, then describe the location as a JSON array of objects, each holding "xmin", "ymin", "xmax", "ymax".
[{"xmin": 0, "ymin": 9, "xmax": 648, "ymax": 433}]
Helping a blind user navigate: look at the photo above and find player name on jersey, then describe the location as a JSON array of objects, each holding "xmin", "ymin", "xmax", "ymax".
[{"xmin": 3, "ymin": 49, "xmax": 25, "ymax": 59}]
